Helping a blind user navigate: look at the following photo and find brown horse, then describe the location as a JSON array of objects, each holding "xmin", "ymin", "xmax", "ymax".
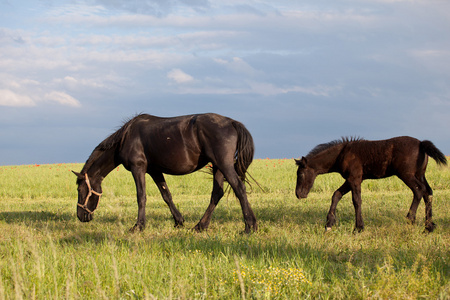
[
  {"xmin": 295, "ymin": 136, "xmax": 447, "ymax": 232},
  {"xmin": 73, "ymin": 113, "xmax": 257, "ymax": 233}
]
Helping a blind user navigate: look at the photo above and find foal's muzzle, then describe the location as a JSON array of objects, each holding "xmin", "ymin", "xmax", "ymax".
[{"xmin": 296, "ymin": 189, "xmax": 308, "ymax": 199}]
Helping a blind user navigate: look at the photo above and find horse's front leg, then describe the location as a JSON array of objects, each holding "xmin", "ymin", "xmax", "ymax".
[
  {"xmin": 150, "ymin": 172, "xmax": 185, "ymax": 227},
  {"xmin": 130, "ymin": 167, "xmax": 147, "ymax": 232},
  {"xmin": 326, "ymin": 181, "xmax": 351, "ymax": 231}
]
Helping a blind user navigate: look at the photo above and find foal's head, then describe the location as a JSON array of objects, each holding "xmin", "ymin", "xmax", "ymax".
[
  {"xmin": 295, "ymin": 157, "xmax": 317, "ymax": 199},
  {"xmin": 73, "ymin": 171, "xmax": 103, "ymax": 222}
]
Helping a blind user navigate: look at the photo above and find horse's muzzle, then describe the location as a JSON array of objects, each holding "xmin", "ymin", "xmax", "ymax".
[{"xmin": 77, "ymin": 208, "xmax": 93, "ymax": 222}]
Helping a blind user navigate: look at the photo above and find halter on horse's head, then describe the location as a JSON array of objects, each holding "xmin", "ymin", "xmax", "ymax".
[{"xmin": 73, "ymin": 172, "xmax": 102, "ymax": 222}]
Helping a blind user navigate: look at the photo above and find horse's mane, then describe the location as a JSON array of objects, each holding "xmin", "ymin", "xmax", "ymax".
[
  {"xmin": 81, "ymin": 114, "xmax": 145, "ymax": 173},
  {"xmin": 306, "ymin": 137, "xmax": 364, "ymax": 158}
]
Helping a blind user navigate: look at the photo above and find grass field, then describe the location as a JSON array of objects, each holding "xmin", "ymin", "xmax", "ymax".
[{"xmin": 0, "ymin": 159, "xmax": 449, "ymax": 299}]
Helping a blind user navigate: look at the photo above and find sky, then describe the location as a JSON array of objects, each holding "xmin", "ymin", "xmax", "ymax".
[{"xmin": 1, "ymin": 0, "xmax": 450, "ymax": 166}]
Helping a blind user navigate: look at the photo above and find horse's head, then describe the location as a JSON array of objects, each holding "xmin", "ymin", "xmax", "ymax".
[
  {"xmin": 295, "ymin": 157, "xmax": 317, "ymax": 199},
  {"xmin": 72, "ymin": 171, "xmax": 103, "ymax": 222}
]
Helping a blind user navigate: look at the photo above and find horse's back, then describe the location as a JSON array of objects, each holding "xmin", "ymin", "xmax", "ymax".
[
  {"xmin": 195, "ymin": 113, "xmax": 244, "ymax": 164},
  {"xmin": 132, "ymin": 113, "xmax": 233, "ymax": 130},
  {"xmin": 119, "ymin": 114, "xmax": 203, "ymax": 174},
  {"xmin": 120, "ymin": 113, "xmax": 240, "ymax": 174}
]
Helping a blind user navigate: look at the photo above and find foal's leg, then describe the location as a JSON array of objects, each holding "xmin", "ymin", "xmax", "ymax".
[
  {"xmin": 150, "ymin": 172, "xmax": 185, "ymax": 227},
  {"xmin": 194, "ymin": 167, "xmax": 225, "ymax": 232},
  {"xmin": 326, "ymin": 181, "xmax": 351, "ymax": 231},
  {"xmin": 220, "ymin": 166, "xmax": 257, "ymax": 234},
  {"xmin": 422, "ymin": 177, "xmax": 436, "ymax": 232},
  {"xmin": 350, "ymin": 181, "xmax": 365, "ymax": 232},
  {"xmin": 338, "ymin": 174, "xmax": 365, "ymax": 233},
  {"xmin": 400, "ymin": 175, "xmax": 425, "ymax": 226}
]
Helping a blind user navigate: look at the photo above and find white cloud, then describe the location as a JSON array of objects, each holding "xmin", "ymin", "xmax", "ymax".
[
  {"xmin": 172, "ymin": 80, "xmax": 339, "ymax": 97},
  {"xmin": 216, "ymin": 57, "xmax": 262, "ymax": 77},
  {"xmin": 167, "ymin": 68, "xmax": 194, "ymax": 83},
  {"xmin": 44, "ymin": 91, "xmax": 81, "ymax": 107},
  {"xmin": 0, "ymin": 89, "xmax": 36, "ymax": 107},
  {"xmin": 248, "ymin": 82, "xmax": 337, "ymax": 97}
]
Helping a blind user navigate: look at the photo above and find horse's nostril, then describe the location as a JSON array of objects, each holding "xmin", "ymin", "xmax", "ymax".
[
  {"xmin": 85, "ymin": 213, "xmax": 93, "ymax": 222},
  {"xmin": 77, "ymin": 212, "xmax": 93, "ymax": 222}
]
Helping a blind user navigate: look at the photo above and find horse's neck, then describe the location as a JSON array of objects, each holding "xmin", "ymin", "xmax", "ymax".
[
  {"xmin": 84, "ymin": 148, "xmax": 118, "ymax": 181},
  {"xmin": 310, "ymin": 146, "xmax": 343, "ymax": 174}
]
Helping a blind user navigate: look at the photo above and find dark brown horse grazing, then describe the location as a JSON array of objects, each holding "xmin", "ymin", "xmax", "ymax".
[
  {"xmin": 73, "ymin": 113, "xmax": 257, "ymax": 233},
  {"xmin": 295, "ymin": 136, "xmax": 447, "ymax": 233}
]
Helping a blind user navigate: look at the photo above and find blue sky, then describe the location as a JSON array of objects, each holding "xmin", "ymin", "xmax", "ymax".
[{"xmin": 1, "ymin": 0, "xmax": 449, "ymax": 165}]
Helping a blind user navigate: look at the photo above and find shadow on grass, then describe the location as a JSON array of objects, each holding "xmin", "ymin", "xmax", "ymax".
[
  {"xmin": 55, "ymin": 224, "xmax": 450, "ymax": 286},
  {"xmin": 74, "ymin": 197, "xmax": 444, "ymax": 235},
  {"xmin": 0, "ymin": 210, "xmax": 72, "ymax": 223}
]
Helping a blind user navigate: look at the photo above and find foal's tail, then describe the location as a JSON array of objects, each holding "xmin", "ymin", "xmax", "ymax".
[
  {"xmin": 420, "ymin": 140, "xmax": 447, "ymax": 165},
  {"xmin": 232, "ymin": 121, "xmax": 255, "ymax": 183}
]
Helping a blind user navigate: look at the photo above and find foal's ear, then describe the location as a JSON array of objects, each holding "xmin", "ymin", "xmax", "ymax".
[{"xmin": 295, "ymin": 157, "xmax": 307, "ymax": 167}]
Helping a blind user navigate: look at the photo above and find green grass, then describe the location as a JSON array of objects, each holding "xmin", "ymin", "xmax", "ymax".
[{"xmin": 0, "ymin": 159, "xmax": 449, "ymax": 299}]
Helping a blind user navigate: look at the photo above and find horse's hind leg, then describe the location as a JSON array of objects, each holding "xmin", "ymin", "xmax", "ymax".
[
  {"xmin": 216, "ymin": 165, "xmax": 257, "ymax": 234},
  {"xmin": 150, "ymin": 172, "xmax": 185, "ymax": 227},
  {"xmin": 194, "ymin": 167, "xmax": 225, "ymax": 232},
  {"xmin": 422, "ymin": 177, "xmax": 435, "ymax": 232}
]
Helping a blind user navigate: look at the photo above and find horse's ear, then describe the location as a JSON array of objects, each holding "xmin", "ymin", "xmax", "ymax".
[{"xmin": 72, "ymin": 170, "xmax": 83, "ymax": 180}]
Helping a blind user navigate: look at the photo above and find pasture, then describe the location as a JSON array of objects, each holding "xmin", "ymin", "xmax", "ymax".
[{"xmin": 0, "ymin": 159, "xmax": 449, "ymax": 299}]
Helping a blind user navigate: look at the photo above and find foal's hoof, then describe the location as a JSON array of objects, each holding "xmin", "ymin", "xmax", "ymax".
[
  {"xmin": 325, "ymin": 227, "xmax": 332, "ymax": 233},
  {"xmin": 353, "ymin": 226, "xmax": 364, "ymax": 234},
  {"xmin": 424, "ymin": 222, "xmax": 436, "ymax": 233}
]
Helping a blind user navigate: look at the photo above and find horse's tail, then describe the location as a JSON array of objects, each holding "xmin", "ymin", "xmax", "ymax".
[
  {"xmin": 232, "ymin": 121, "xmax": 255, "ymax": 183},
  {"xmin": 420, "ymin": 140, "xmax": 447, "ymax": 165}
]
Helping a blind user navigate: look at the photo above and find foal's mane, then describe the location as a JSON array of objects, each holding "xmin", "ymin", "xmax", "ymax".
[
  {"xmin": 80, "ymin": 114, "xmax": 145, "ymax": 174},
  {"xmin": 306, "ymin": 137, "xmax": 364, "ymax": 158}
]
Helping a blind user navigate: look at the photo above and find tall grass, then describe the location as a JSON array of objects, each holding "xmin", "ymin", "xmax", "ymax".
[{"xmin": 0, "ymin": 159, "xmax": 449, "ymax": 299}]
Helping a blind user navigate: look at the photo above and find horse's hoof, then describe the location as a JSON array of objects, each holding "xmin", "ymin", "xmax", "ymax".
[
  {"xmin": 243, "ymin": 222, "xmax": 257, "ymax": 234},
  {"xmin": 406, "ymin": 214, "xmax": 416, "ymax": 224},
  {"xmin": 193, "ymin": 224, "xmax": 205, "ymax": 232},
  {"xmin": 325, "ymin": 227, "xmax": 332, "ymax": 233},
  {"xmin": 174, "ymin": 222, "xmax": 184, "ymax": 228},
  {"xmin": 174, "ymin": 217, "xmax": 185, "ymax": 227},
  {"xmin": 129, "ymin": 224, "xmax": 144, "ymax": 232}
]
